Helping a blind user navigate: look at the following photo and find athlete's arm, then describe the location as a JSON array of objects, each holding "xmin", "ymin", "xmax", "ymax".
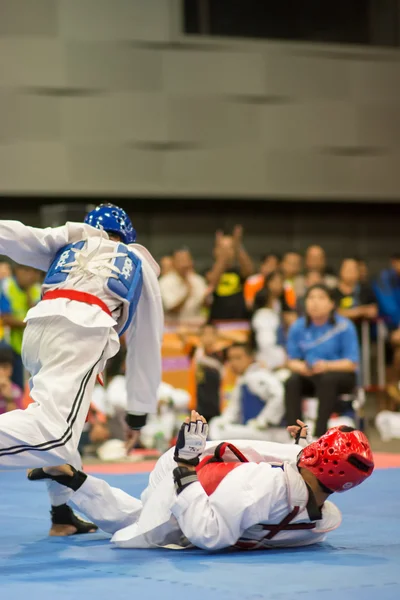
[
  {"xmin": 124, "ymin": 258, "xmax": 164, "ymax": 426},
  {"xmin": 0, "ymin": 220, "xmax": 70, "ymax": 271}
]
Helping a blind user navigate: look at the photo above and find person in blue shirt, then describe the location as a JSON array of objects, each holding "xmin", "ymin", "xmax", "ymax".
[
  {"xmin": 285, "ymin": 284, "xmax": 359, "ymax": 438},
  {"xmin": 373, "ymin": 254, "xmax": 400, "ymax": 401}
]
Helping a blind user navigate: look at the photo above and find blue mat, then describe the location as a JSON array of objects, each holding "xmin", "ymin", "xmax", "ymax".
[{"xmin": 1, "ymin": 469, "xmax": 399, "ymax": 600}]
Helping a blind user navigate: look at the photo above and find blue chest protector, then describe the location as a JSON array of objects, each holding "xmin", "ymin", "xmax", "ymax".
[
  {"xmin": 240, "ymin": 384, "xmax": 266, "ymax": 424},
  {"xmin": 107, "ymin": 243, "xmax": 143, "ymax": 336},
  {"xmin": 43, "ymin": 241, "xmax": 143, "ymax": 336},
  {"xmin": 44, "ymin": 241, "xmax": 86, "ymax": 286}
]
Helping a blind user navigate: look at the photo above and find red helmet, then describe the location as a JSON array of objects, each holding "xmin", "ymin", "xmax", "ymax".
[{"xmin": 298, "ymin": 426, "xmax": 374, "ymax": 493}]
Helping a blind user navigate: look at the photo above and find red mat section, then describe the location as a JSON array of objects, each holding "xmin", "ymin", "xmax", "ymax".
[
  {"xmin": 372, "ymin": 453, "xmax": 400, "ymax": 469},
  {"xmin": 85, "ymin": 461, "xmax": 157, "ymax": 474},
  {"xmin": 85, "ymin": 452, "xmax": 400, "ymax": 475}
]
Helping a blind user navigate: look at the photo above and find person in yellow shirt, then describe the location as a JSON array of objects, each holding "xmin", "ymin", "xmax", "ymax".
[{"xmin": 0, "ymin": 264, "xmax": 41, "ymax": 389}]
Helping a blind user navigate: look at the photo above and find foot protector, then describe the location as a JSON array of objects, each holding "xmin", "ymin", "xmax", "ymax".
[
  {"xmin": 51, "ymin": 504, "xmax": 98, "ymax": 534},
  {"xmin": 28, "ymin": 466, "xmax": 87, "ymax": 491}
]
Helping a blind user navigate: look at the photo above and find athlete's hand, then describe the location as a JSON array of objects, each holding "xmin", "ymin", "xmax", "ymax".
[
  {"xmin": 174, "ymin": 410, "xmax": 208, "ymax": 466},
  {"xmin": 287, "ymin": 419, "xmax": 308, "ymax": 440}
]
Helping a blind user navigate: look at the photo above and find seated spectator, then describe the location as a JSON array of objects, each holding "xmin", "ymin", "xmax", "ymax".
[
  {"xmin": 0, "ymin": 346, "xmax": 23, "ymax": 414},
  {"xmin": 285, "ymin": 284, "xmax": 359, "ymax": 438},
  {"xmin": 375, "ymin": 409, "xmax": 400, "ymax": 442},
  {"xmin": 0, "ymin": 264, "xmax": 41, "ymax": 389},
  {"xmin": 296, "ymin": 270, "xmax": 323, "ymax": 315},
  {"xmin": 159, "ymin": 249, "xmax": 208, "ymax": 322},
  {"xmin": 159, "ymin": 255, "xmax": 174, "ymax": 277},
  {"xmin": 78, "ymin": 401, "xmax": 110, "ymax": 457},
  {"xmin": 332, "ymin": 258, "xmax": 377, "ymax": 326},
  {"xmin": 295, "ymin": 245, "xmax": 337, "ymax": 296},
  {"xmin": 208, "ymin": 343, "xmax": 285, "ymax": 442},
  {"xmin": 374, "ymin": 254, "xmax": 400, "ymax": 402},
  {"xmin": 140, "ymin": 382, "xmax": 190, "ymax": 452},
  {"xmin": 251, "ymin": 271, "xmax": 291, "ymax": 369},
  {"xmin": 244, "ymin": 252, "xmax": 280, "ymax": 310},
  {"xmin": 280, "ymin": 251, "xmax": 302, "ymax": 310},
  {"xmin": 0, "ymin": 259, "xmax": 11, "ymax": 281},
  {"xmin": 207, "ymin": 226, "xmax": 254, "ymax": 321},
  {"xmin": 96, "ymin": 372, "xmax": 189, "ymax": 459}
]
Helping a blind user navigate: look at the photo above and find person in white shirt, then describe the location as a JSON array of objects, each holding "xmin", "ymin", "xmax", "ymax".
[
  {"xmin": 159, "ymin": 249, "xmax": 208, "ymax": 322},
  {"xmin": 96, "ymin": 375, "xmax": 190, "ymax": 458},
  {"xmin": 29, "ymin": 413, "xmax": 374, "ymax": 551},
  {"xmin": 208, "ymin": 343, "xmax": 286, "ymax": 442}
]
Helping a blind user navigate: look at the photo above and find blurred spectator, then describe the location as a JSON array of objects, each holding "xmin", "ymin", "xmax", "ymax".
[
  {"xmin": 78, "ymin": 401, "xmax": 110, "ymax": 457},
  {"xmin": 296, "ymin": 270, "xmax": 323, "ymax": 315},
  {"xmin": 93, "ymin": 348, "xmax": 190, "ymax": 455},
  {"xmin": 0, "ymin": 265, "xmax": 41, "ymax": 389},
  {"xmin": 251, "ymin": 271, "xmax": 291, "ymax": 369},
  {"xmin": 140, "ymin": 382, "xmax": 190, "ymax": 452},
  {"xmin": 295, "ymin": 245, "xmax": 337, "ymax": 296},
  {"xmin": 0, "ymin": 259, "xmax": 12, "ymax": 343},
  {"xmin": 332, "ymin": 258, "xmax": 377, "ymax": 325},
  {"xmin": 285, "ymin": 284, "xmax": 359, "ymax": 437},
  {"xmin": 208, "ymin": 342, "xmax": 285, "ymax": 441},
  {"xmin": 375, "ymin": 409, "xmax": 400, "ymax": 441},
  {"xmin": 185, "ymin": 324, "xmax": 226, "ymax": 422},
  {"xmin": 374, "ymin": 254, "xmax": 400, "ymax": 402},
  {"xmin": 0, "ymin": 260, "xmax": 11, "ymax": 280},
  {"xmin": 159, "ymin": 255, "xmax": 174, "ymax": 277},
  {"xmin": 244, "ymin": 252, "xmax": 280, "ymax": 309},
  {"xmin": 207, "ymin": 226, "xmax": 254, "ymax": 321},
  {"xmin": 357, "ymin": 258, "xmax": 369, "ymax": 284},
  {"xmin": 0, "ymin": 347, "xmax": 23, "ymax": 414},
  {"xmin": 159, "ymin": 249, "xmax": 207, "ymax": 322},
  {"xmin": 279, "ymin": 251, "xmax": 302, "ymax": 310}
]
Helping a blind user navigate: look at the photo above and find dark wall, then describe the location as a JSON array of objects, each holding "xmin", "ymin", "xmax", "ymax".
[{"xmin": 1, "ymin": 198, "xmax": 399, "ymax": 275}]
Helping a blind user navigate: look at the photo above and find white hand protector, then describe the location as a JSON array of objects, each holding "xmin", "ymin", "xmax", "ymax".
[{"xmin": 174, "ymin": 415, "xmax": 209, "ymax": 466}]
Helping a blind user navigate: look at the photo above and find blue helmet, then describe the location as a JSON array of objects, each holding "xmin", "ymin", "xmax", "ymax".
[{"xmin": 84, "ymin": 203, "xmax": 136, "ymax": 244}]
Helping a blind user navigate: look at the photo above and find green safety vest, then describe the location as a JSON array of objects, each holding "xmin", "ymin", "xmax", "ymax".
[{"xmin": 1, "ymin": 277, "xmax": 41, "ymax": 355}]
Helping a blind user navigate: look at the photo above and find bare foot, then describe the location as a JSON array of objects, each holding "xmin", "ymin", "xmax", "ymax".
[{"xmin": 49, "ymin": 524, "xmax": 79, "ymax": 536}]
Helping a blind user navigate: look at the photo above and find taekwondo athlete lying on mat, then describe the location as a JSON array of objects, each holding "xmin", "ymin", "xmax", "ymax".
[
  {"xmin": 0, "ymin": 204, "xmax": 163, "ymax": 533},
  {"xmin": 29, "ymin": 411, "xmax": 374, "ymax": 551}
]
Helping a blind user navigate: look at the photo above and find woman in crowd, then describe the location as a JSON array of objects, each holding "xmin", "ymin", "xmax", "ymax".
[
  {"xmin": 332, "ymin": 258, "xmax": 377, "ymax": 324},
  {"xmin": 251, "ymin": 271, "xmax": 294, "ymax": 370},
  {"xmin": 285, "ymin": 284, "xmax": 359, "ymax": 437}
]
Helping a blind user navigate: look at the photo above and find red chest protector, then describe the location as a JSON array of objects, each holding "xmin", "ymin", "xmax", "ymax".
[{"xmin": 196, "ymin": 442, "xmax": 249, "ymax": 496}]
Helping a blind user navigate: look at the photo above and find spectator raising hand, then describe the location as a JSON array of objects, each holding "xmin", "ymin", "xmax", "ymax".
[{"xmin": 207, "ymin": 226, "xmax": 254, "ymax": 321}]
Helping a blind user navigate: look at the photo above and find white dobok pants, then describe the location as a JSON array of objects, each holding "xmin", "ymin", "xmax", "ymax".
[
  {"xmin": 0, "ymin": 316, "xmax": 113, "ymax": 474},
  {"xmin": 61, "ymin": 446, "xmax": 178, "ymax": 537}
]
